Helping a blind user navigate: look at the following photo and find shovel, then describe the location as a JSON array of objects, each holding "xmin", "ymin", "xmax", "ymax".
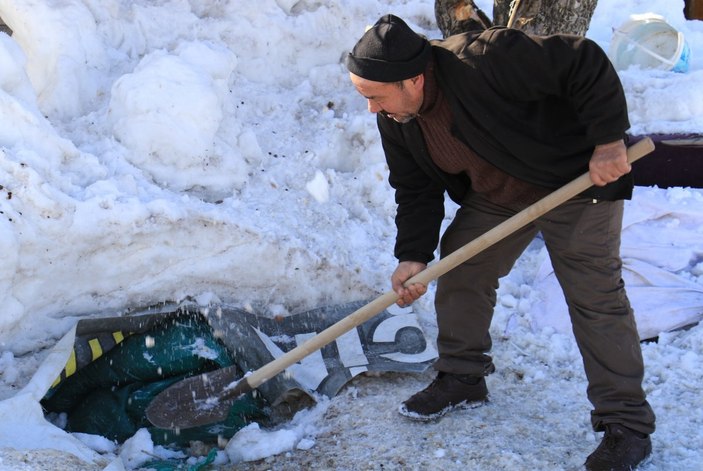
[{"xmin": 146, "ymin": 137, "xmax": 654, "ymax": 429}]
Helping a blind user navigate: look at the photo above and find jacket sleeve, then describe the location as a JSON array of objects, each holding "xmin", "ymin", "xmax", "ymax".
[
  {"xmin": 478, "ymin": 27, "xmax": 629, "ymax": 146},
  {"xmin": 378, "ymin": 116, "xmax": 446, "ymax": 264}
]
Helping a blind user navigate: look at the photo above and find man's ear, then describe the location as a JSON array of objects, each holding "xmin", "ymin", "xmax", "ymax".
[{"xmin": 409, "ymin": 74, "xmax": 424, "ymax": 88}]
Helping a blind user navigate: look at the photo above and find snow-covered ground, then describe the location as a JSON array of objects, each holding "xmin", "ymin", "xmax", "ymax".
[{"xmin": 0, "ymin": 0, "xmax": 702, "ymax": 469}]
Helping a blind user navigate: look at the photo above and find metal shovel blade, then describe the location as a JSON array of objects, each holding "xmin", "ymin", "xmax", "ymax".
[{"xmin": 146, "ymin": 364, "xmax": 248, "ymax": 429}]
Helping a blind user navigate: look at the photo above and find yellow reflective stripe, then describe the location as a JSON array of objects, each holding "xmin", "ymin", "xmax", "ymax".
[
  {"xmin": 88, "ymin": 338, "xmax": 103, "ymax": 361},
  {"xmin": 50, "ymin": 375, "xmax": 61, "ymax": 388},
  {"xmin": 65, "ymin": 349, "xmax": 77, "ymax": 377},
  {"xmin": 113, "ymin": 331, "xmax": 125, "ymax": 343}
]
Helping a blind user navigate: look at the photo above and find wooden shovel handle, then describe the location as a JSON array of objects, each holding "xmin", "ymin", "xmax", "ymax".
[{"xmin": 223, "ymin": 137, "xmax": 655, "ymax": 399}]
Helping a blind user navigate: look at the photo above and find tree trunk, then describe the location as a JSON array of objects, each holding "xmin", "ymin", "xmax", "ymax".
[
  {"xmin": 501, "ymin": 0, "xmax": 599, "ymax": 35},
  {"xmin": 436, "ymin": 0, "xmax": 599, "ymax": 37},
  {"xmin": 435, "ymin": 0, "xmax": 493, "ymax": 37},
  {"xmin": 492, "ymin": 0, "xmax": 510, "ymax": 27}
]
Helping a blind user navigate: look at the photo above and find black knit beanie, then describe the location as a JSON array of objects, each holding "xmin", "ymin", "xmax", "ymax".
[{"xmin": 345, "ymin": 14, "xmax": 431, "ymax": 82}]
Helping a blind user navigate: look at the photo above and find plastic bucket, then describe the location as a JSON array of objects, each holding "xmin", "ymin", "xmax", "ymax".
[{"xmin": 608, "ymin": 14, "xmax": 690, "ymax": 73}]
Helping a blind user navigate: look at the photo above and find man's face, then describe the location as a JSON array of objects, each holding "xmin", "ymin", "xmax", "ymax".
[{"xmin": 349, "ymin": 73, "xmax": 424, "ymax": 124}]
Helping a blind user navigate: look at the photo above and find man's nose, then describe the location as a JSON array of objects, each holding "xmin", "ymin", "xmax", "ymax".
[{"xmin": 367, "ymin": 100, "xmax": 382, "ymax": 113}]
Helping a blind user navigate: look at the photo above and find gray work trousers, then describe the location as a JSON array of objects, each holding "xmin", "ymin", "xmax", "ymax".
[{"xmin": 432, "ymin": 192, "xmax": 656, "ymax": 434}]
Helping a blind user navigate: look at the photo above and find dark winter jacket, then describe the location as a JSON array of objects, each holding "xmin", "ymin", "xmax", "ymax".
[{"xmin": 378, "ymin": 27, "xmax": 633, "ymax": 264}]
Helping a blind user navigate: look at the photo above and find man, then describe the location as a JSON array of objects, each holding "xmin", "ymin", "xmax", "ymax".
[{"xmin": 345, "ymin": 14, "xmax": 655, "ymax": 471}]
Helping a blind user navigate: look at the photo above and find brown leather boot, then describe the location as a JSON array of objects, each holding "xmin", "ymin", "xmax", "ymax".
[
  {"xmin": 399, "ymin": 372, "xmax": 488, "ymax": 421},
  {"xmin": 585, "ymin": 424, "xmax": 652, "ymax": 471}
]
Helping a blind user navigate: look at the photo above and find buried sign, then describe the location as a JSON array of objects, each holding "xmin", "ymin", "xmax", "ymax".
[{"xmin": 40, "ymin": 301, "xmax": 436, "ymax": 447}]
